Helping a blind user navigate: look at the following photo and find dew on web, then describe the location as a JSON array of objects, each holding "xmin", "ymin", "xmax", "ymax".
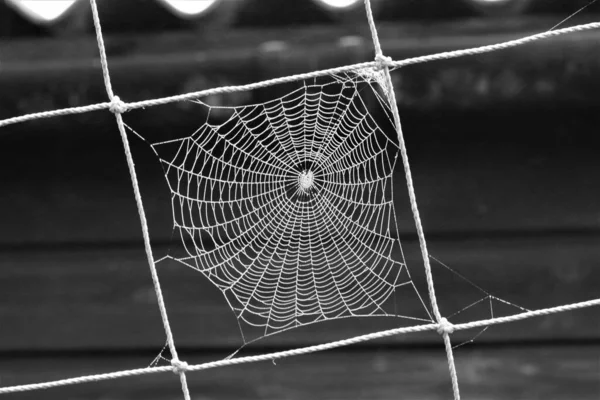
[
  {"xmin": 429, "ymin": 255, "xmax": 531, "ymax": 350},
  {"xmin": 125, "ymin": 72, "xmax": 434, "ymax": 344},
  {"xmin": 2, "ymin": 0, "xmax": 600, "ymax": 395},
  {"xmin": 149, "ymin": 341, "xmax": 172, "ymax": 368}
]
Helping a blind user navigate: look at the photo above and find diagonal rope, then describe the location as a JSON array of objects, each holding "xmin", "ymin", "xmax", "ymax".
[
  {"xmin": 1, "ymin": 22, "xmax": 599, "ymax": 129},
  {"xmin": 363, "ymin": 1, "xmax": 460, "ymax": 399},
  {"xmin": 1, "ymin": 297, "xmax": 598, "ymax": 395},
  {"xmin": 88, "ymin": 1, "xmax": 190, "ymax": 399}
]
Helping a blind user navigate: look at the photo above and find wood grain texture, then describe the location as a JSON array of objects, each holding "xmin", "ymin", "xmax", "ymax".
[
  {"xmin": 1, "ymin": 236, "xmax": 598, "ymax": 351},
  {"xmin": 1, "ymin": 346, "xmax": 598, "ymax": 400}
]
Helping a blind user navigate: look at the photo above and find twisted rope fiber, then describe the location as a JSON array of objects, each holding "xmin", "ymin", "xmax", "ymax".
[
  {"xmin": 1, "ymin": 298, "xmax": 599, "ymax": 395},
  {"xmin": 88, "ymin": 1, "xmax": 191, "ymax": 399},
  {"xmin": 1, "ymin": 22, "xmax": 600, "ymax": 129},
  {"xmin": 0, "ymin": 102, "xmax": 112, "ymax": 128},
  {"xmin": 0, "ymin": 1, "xmax": 599, "ymax": 397},
  {"xmin": 363, "ymin": 0, "xmax": 459, "ymax": 398}
]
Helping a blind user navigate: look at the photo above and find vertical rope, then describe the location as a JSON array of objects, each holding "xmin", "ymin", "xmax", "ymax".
[
  {"xmin": 363, "ymin": 0, "xmax": 442, "ymax": 325},
  {"xmin": 364, "ymin": 0, "xmax": 383, "ymax": 57},
  {"xmin": 443, "ymin": 334, "xmax": 461, "ymax": 399},
  {"xmin": 363, "ymin": 1, "xmax": 460, "ymax": 399},
  {"xmin": 88, "ymin": 1, "xmax": 190, "ymax": 399}
]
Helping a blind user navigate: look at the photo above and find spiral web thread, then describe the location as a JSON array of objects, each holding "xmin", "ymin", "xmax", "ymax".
[
  {"xmin": 1, "ymin": 0, "xmax": 600, "ymax": 398},
  {"xmin": 147, "ymin": 73, "xmax": 432, "ymax": 341}
]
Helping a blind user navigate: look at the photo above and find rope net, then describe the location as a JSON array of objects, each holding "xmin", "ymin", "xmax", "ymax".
[
  {"xmin": 145, "ymin": 72, "xmax": 431, "ymax": 341},
  {"xmin": 1, "ymin": 0, "xmax": 599, "ymax": 398}
]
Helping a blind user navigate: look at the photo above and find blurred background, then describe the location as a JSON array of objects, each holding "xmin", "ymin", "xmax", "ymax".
[{"xmin": 0, "ymin": 0, "xmax": 599, "ymax": 399}]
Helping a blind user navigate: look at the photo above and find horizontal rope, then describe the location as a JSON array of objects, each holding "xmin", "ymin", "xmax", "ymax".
[
  {"xmin": 1, "ymin": 18, "xmax": 599, "ymax": 398},
  {"xmin": 1, "ymin": 297, "xmax": 598, "ymax": 395},
  {"xmin": 1, "ymin": 22, "xmax": 599, "ymax": 130},
  {"xmin": 393, "ymin": 21, "xmax": 600, "ymax": 68},
  {"xmin": 0, "ymin": 102, "xmax": 112, "ymax": 128}
]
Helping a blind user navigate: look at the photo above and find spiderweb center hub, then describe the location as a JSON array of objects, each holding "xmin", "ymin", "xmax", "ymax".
[{"xmin": 298, "ymin": 170, "xmax": 315, "ymax": 193}]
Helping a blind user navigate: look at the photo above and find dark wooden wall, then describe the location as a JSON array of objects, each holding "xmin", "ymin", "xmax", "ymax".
[{"xmin": 0, "ymin": 17, "xmax": 599, "ymax": 400}]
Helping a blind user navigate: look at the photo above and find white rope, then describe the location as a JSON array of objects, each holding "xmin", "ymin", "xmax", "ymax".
[
  {"xmin": 88, "ymin": 1, "xmax": 190, "ymax": 399},
  {"xmin": 1, "ymin": 22, "xmax": 599, "ymax": 129},
  {"xmin": 1, "ymin": 297, "xmax": 598, "ymax": 395},
  {"xmin": 442, "ymin": 332, "xmax": 461, "ymax": 398},
  {"xmin": 0, "ymin": 4, "xmax": 598, "ymax": 398},
  {"xmin": 392, "ymin": 21, "xmax": 600, "ymax": 69},
  {"xmin": 364, "ymin": 0, "xmax": 383, "ymax": 56},
  {"xmin": 0, "ymin": 102, "xmax": 112, "ymax": 128},
  {"xmin": 364, "ymin": 1, "xmax": 459, "ymax": 399},
  {"xmin": 364, "ymin": 0, "xmax": 444, "ymax": 325}
]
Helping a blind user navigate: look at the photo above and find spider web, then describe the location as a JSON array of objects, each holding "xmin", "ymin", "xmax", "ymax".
[
  {"xmin": 2, "ymin": 0, "xmax": 600, "ymax": 395},
  {"xmin": 139, "ymin": 72, "xmax": 432, "ymax": 340}
]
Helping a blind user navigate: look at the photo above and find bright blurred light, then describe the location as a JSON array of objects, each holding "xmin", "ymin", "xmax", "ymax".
[
  {"xmin": 8, "ymin": 0, "xmax": 76, "ymax": 22},
  {"xmin": 318, "ymin": 0, "xmax": 361, "ymax": 9},
  {"xmin": 162, "ymin": 0, "xmax": 218, "ymax": 16}
]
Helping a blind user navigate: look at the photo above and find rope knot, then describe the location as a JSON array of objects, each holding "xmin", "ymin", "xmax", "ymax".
[
  {"xmin": 437, "ymin": 318, "xmax": 455, "ymax": 336},
  {"xmin": 374, "ymin": 54, "xmax": 393, "ymax": 70},
  {"xmin": 109, "ymin": 96, "xmax": 128, "ymax": 114},
  {"xmin": 171, "ymin": 359, "xmax": 189, "ymax": 374}
]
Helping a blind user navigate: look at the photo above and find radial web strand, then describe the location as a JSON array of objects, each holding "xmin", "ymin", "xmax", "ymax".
[
  {"xmin": 428, "ymin": 255, "xmax": 531, "ymax": 349},
  {"xmin": 135, "ymin": 72, "xmax": 432, "ymax": 341}
]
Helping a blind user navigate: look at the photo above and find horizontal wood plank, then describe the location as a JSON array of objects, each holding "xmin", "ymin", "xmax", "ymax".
[
  {"xmin": 1, "ymin": 346, "xmax": 598, "ymax": 400},
  {"xmin": 1, "ymin": 236, "xmax": 598, "ymax": 351},
  {"xmin": 1, "ymin": 108, "xmax": 600, "ymax": 245}
]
